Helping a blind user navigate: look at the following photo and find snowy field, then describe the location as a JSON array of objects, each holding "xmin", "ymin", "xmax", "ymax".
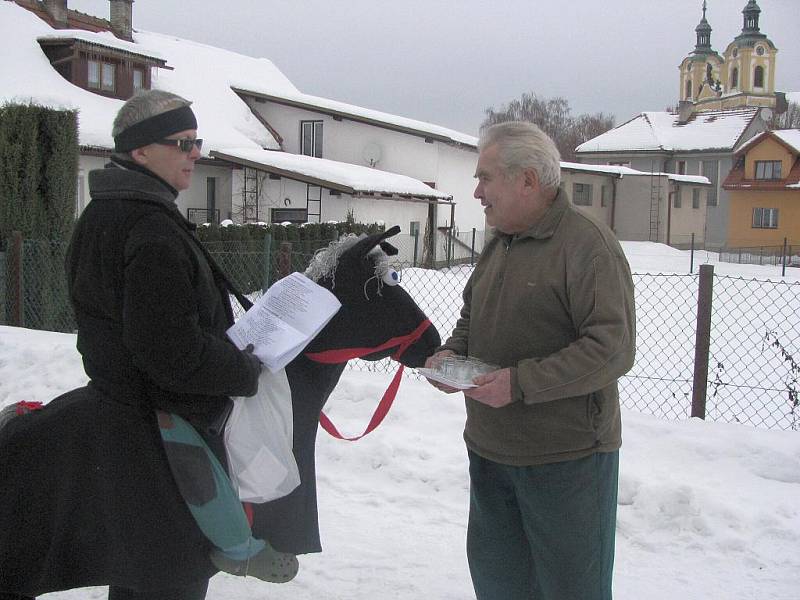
[{"xmin": 1, "ymin": 242, "xmax": 799, "ymax": 599}]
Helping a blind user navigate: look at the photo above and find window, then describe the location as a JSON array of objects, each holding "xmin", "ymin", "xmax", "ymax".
[
  {"xmin": 692, "ymin": 188, "xmax": 701, "ymax": 209},
  {"xmin": 206, "ymin": 177, "xmax": 217, "ymax": 224},
  {"xmin": 133, "ymin": 68, "xmax": 144, "ymax": 91},
  {"xmin": 752, "ymin": 207, "xmax": 778, "ymax": 229},
  {"xmin": 572, "ymin": 183, "xmax": 593, "ymax": 206},
  {"xmin": 731, "ymin": 67, "xmax": 738, "ymax": 89},
  {"xmin": 701, "ymin": 160, "xmax": 718, "ymax": 206},
  {"xmin": 753, "ymin": 65, "xmax": 764, "ymax": 88},
  {"xmin": 300, "ymin": 120, "xmax": 323, "ymax": 158},
  {"xmin": 686, "ymin": 80, "xmax": 692, "ymax": 99},
  {"xmin": 674, "ymin": 188, "xmax": 682, "ymax": 209},
  {"xmin": 88, "ymin": 60, "xmax": 99, "ymax": 88},
  {"xmin": 608, "ymin": 161, "xmax": 630, "ymax": 168},
  {"xmin": 272, "ymin": 208, "xmax": 308, "ymax": 224},
  {"xmin": 88, "ymin": 59, "xmax": 115, "ymax": 92},
  {"xmin": 754, "ymin": 160, "xmax": 782, "ymax": 180},
  {"xmin": 600, "ymin": 185, "xmax": 610, "ymax": 207},
  {"xmin": 676, "ymin": 160, "xmax": 686, "ymax": 175}
]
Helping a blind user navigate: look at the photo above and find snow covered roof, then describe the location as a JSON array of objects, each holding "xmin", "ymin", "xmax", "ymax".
[
  {"xmin": 773, "ymin": 129, "xmax": 800, "ymax": 154},
  {"xmin": 786, "ymin": 92, "xmax": 800, "ymax": 105},
  {"xmin": 560, "ymin": 161, "xmax": 710, "ymax": 185},
  {"xmin": 211, "ymin": 148, "xmax": 452, "ymax": 201},
  {"xmin": 232, "ymin": 86, "xmax": 478, "ymax": 148},
  {"xmin": 575, "ymin": 108, "xmax": 760, "ymax": 154},
  {"xmin": 0, "ymin": 2, "xmax": 285, "ymax": 152},
  {"xmin": 735, "ymin": 128, "xmax": 800, "ymax": 155},
  {"xmin": 37, "ymin": 29, "xmax": 165, "ymax": 62}
]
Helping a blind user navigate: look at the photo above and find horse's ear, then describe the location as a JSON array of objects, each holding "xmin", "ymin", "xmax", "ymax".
[
  {"xmin": 379, "ymin": 241, "xmax": 399, "ymax": 256},
  {"xmin": 349, "ymin": 225, "xmax": 401, "ymax": 258}
]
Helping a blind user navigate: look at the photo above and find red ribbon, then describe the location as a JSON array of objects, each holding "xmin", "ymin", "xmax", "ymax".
[
  {"xmin": 305, "ymin": 319, "xmax": 432, "ymax": 441},
  {"xmin": 15, "ymin": 401, "xmax": 44, "ymax": 415}
]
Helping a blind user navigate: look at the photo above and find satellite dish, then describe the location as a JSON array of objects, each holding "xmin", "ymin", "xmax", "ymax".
[
  {"xmin": 362, "ymin": 142, "xmax": 382, "ymax": 168},
  {"xmin": 760, "ymin": 108, "xmax": 773, "ymax": 122}
]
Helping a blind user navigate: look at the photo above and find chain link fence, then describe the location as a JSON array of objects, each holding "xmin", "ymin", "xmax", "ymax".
[{"xmin": 3, "ymin": 234, "xmax": 798, "ymax": 431}]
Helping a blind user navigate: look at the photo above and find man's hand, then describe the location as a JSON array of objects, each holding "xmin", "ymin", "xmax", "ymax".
[
  {"xmin": 423, "ymin": 350, "xmax": 460, "ymax": 394},
  {"xmin": 464, "ymin": 368, "xmax": 514, "ymax": 408}
]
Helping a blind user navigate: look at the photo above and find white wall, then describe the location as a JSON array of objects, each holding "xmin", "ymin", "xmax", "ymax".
[{"xmin": 244, "ymin": 97, "xmax": 480, "ymax": 232}]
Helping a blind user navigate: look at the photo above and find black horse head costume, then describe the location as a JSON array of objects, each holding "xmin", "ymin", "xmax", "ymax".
[{"xmin": 250, "ymin": 225, "xmax": 440, "ymax": 554}]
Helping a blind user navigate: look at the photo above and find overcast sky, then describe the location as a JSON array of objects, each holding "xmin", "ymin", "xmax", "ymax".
[{"xmin": 68, "ymin": 0, "xmax": 799, "ymax": 135}]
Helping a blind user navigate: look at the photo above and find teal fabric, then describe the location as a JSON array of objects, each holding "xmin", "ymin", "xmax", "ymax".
[
  {"xmin": 466, "ymin": 450, "xmax": 619, "ymax": 600},
  {"xmin": 158, "ymin": 413, "xmax": 265, "ymax": 559}
]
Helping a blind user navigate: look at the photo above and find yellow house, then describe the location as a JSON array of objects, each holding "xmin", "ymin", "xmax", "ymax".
[{"xmin": 723, "ymin": 129, "xmax": 800, "ymax": 248}]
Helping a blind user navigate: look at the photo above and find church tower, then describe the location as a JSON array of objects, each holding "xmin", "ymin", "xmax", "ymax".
[
  {"xmin": 679, "ymin": 2, "xmax": 724, "ymax": 104},
  {"xmin": 719, "ymin": 0, "xmax": 778, "ymax": 110}
]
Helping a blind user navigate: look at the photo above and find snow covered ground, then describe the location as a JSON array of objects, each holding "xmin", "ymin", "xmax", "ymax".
[{"xmin": 1, "ymin": 242, "xmax": 799, "ymax": 599}]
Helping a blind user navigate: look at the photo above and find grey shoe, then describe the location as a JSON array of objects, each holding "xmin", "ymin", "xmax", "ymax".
[{"xmin": 210, "ymin": 542, "xmax": 299, "ymax": 584}]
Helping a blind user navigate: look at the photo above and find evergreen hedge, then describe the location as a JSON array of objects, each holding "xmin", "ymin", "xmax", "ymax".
[
  {"xmin": 197, "ymin": 219, "xmax": 386, "ymax": 294},
  {"xmin": 0, "ymin": 102, "xmax": 79, "ymax": 243},
  {"xmin": 0, "ymin": 103, "xmax": 79, "ymax": 330}
]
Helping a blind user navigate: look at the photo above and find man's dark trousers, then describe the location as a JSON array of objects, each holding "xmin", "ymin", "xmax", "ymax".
[{"xmin": 467, "ymin": 449, "xmax": 619, "ymax": 600}]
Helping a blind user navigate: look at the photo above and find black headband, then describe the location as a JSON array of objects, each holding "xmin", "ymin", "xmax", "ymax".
[{"xmin": 113, "ymin": 105, "xmax": 198, "ymax": 152}]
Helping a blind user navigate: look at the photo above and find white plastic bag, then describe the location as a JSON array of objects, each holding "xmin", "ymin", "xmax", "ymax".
[{"xmin": 224, "ymin": 368, "xmax": 300, "ymax": 503}]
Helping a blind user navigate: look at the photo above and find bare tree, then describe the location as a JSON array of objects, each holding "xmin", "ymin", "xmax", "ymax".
[
  {"xmin": 482, "ymin": 93, "xmax": 615, "ymax": 161},
  {"xmin": 771, "ymin": 102, "xmax": 800, "ymax": 130}
]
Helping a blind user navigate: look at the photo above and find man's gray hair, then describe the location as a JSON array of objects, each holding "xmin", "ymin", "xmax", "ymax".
[
  {"xmin": 112, "ymin": 89, "xmax": 192, "ymax": 138},
  {"xmin": 478, "ymin": 121, "xmax": 561, "ymax": 193}
]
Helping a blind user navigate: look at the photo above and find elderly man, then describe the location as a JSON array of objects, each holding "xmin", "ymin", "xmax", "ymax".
[
  {"xmin": 426, "ymin": 121, "xmax": 636, "ymax": 600},
  {"xmin": 0, "ymin": 90, "xmax": 295, "ymax": 600}
]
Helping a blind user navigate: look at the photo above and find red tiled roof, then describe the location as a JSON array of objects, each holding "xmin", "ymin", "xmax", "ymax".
[{"xmin": 723, "ymin": 158, "xmax": 800, "ymax": 191}]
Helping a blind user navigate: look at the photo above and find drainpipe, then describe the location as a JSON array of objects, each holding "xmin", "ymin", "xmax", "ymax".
[{"xmin": 610, "ymin": 176, "xmax": 618, "ymax": 232}]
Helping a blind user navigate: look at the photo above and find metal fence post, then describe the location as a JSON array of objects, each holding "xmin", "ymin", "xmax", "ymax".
[
  {"xmin": 413, "ymin": 231, "xmax": 419, "ymax": 267},
  {"xmin": 782, "ymin": 237, "xmax": 788, "ymax": 278},
  {"xmin": 10, "ymin": 231, "xmax": 24, "ymax": 327},
  {"xmin": 690, "ymin": 232, "xmax": 695, "ymax": 274},
  {"xmin": 471, "ymin": 228, "xmax": 476, "ymax": 265},
  {"xmin": 262, "ymin": 233, "xmax": 272, "ymax": 292},
  {"xmin": 691, "ymin": 264, "xmax": 714, "ymax": 419}
]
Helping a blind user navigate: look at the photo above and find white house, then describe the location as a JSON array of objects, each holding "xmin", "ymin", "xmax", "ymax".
[{"xmin": 1, "ymin": 0, "xmax": 480, "ymax": 264}]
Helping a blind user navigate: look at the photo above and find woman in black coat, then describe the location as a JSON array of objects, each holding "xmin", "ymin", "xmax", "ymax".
[{"xmin": 0, "ymin": 90, "xmax": 287, "ymax": 600}]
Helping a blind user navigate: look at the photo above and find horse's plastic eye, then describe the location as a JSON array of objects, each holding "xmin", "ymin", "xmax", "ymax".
[{"xmin": 382, "ymin": 268, "xmax": 401, "ymax": 286}]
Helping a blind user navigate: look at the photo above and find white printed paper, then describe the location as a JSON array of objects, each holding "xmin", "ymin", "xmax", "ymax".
[{"xmin": 227, "ymin": 272, "xmax": 341, "ymax": 372}]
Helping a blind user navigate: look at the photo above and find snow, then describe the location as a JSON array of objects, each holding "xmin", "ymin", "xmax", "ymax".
[
  {"xmin": 1, "ymin": 0, "xmax": 476, "ymax": 164},
  {"xmin": 212, "ymin": 148, "xmax": 451, "ymax": 200},
  {"xmin": 232, "ymin": 88, "xmax": 478, "ymax": 148},
  {"xmin": 37, "ymin": 29, "xmax": 164, "ymax": 61},
  {"xmin": 561, "ymin": 161, "xmax": 710, "ymax": 185},
  {"xmin": 576, "ymin": 108, "xmax": 760, "ymax": 154},
  {"xmin": 772, "ymin": 129, "xmax": 800, "ymax": 154},
  {"xmin": 2, "ymin": 242, "xmax": 799, "ymax": 600},
  {"xmin": 785, "ymin": 92, "xmax": 800, "ymax": 105},
  {"xmin": 0, "ymin": 2, "xmax": 282, "ymax": 152}
]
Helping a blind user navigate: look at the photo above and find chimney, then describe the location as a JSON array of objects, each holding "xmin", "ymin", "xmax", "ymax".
[
  {"xmin": 44, "ymin": 0, "xmax": 68, "ymax": 28},
  {"xmin": 677, "ymin": 100, "xmax": 694, "ymax": 124},
  {"xmin": 109, "ymin": 0, "xmax": 134, "ymax": 42}
]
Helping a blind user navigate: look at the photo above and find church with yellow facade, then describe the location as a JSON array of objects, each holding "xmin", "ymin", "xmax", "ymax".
[{"xmin": 679, "ymin": 1, "xmax": 782, "ymax": 114}]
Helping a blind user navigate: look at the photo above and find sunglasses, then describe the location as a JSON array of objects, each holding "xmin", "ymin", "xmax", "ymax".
[{"xmin": 154, "ymin": 138, "xmax": 203, "ymax": 152}]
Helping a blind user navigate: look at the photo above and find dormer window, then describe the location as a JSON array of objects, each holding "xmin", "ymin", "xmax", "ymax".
[
  {"xmin": 88, "ymin": 60, "xmax": 116, "ymax": 92},
  {"xmin": 38, "ymin": 35, "xmax": 166, "ymax": 100},
  {"xmin": 133, "ymin": 68, "xmax": 144, "ymax": 91}
]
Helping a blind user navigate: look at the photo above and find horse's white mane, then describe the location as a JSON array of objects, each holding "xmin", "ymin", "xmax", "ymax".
[{"xmin": 304, "ymin": 233, "xmax": 391, "ymax": 293}]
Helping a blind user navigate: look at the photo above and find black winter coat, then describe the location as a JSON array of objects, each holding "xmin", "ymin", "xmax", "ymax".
[{"xmin": 0, "ymin": 163, "xmax": 259, "ymax": 596}]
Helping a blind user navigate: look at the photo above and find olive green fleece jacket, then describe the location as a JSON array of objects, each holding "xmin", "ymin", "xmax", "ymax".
[{"xmin": 441, "ymin": 187, "xmax": 636, "ymax": 466}]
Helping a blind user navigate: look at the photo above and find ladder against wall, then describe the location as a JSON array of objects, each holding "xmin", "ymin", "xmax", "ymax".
[
  {"xmin": 242, "ymin": 167, "xmax": 260, "ymax": 222},
  {"xmin": 649, "ymin": 164, "xmax": 662, "ymax": 242}
]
